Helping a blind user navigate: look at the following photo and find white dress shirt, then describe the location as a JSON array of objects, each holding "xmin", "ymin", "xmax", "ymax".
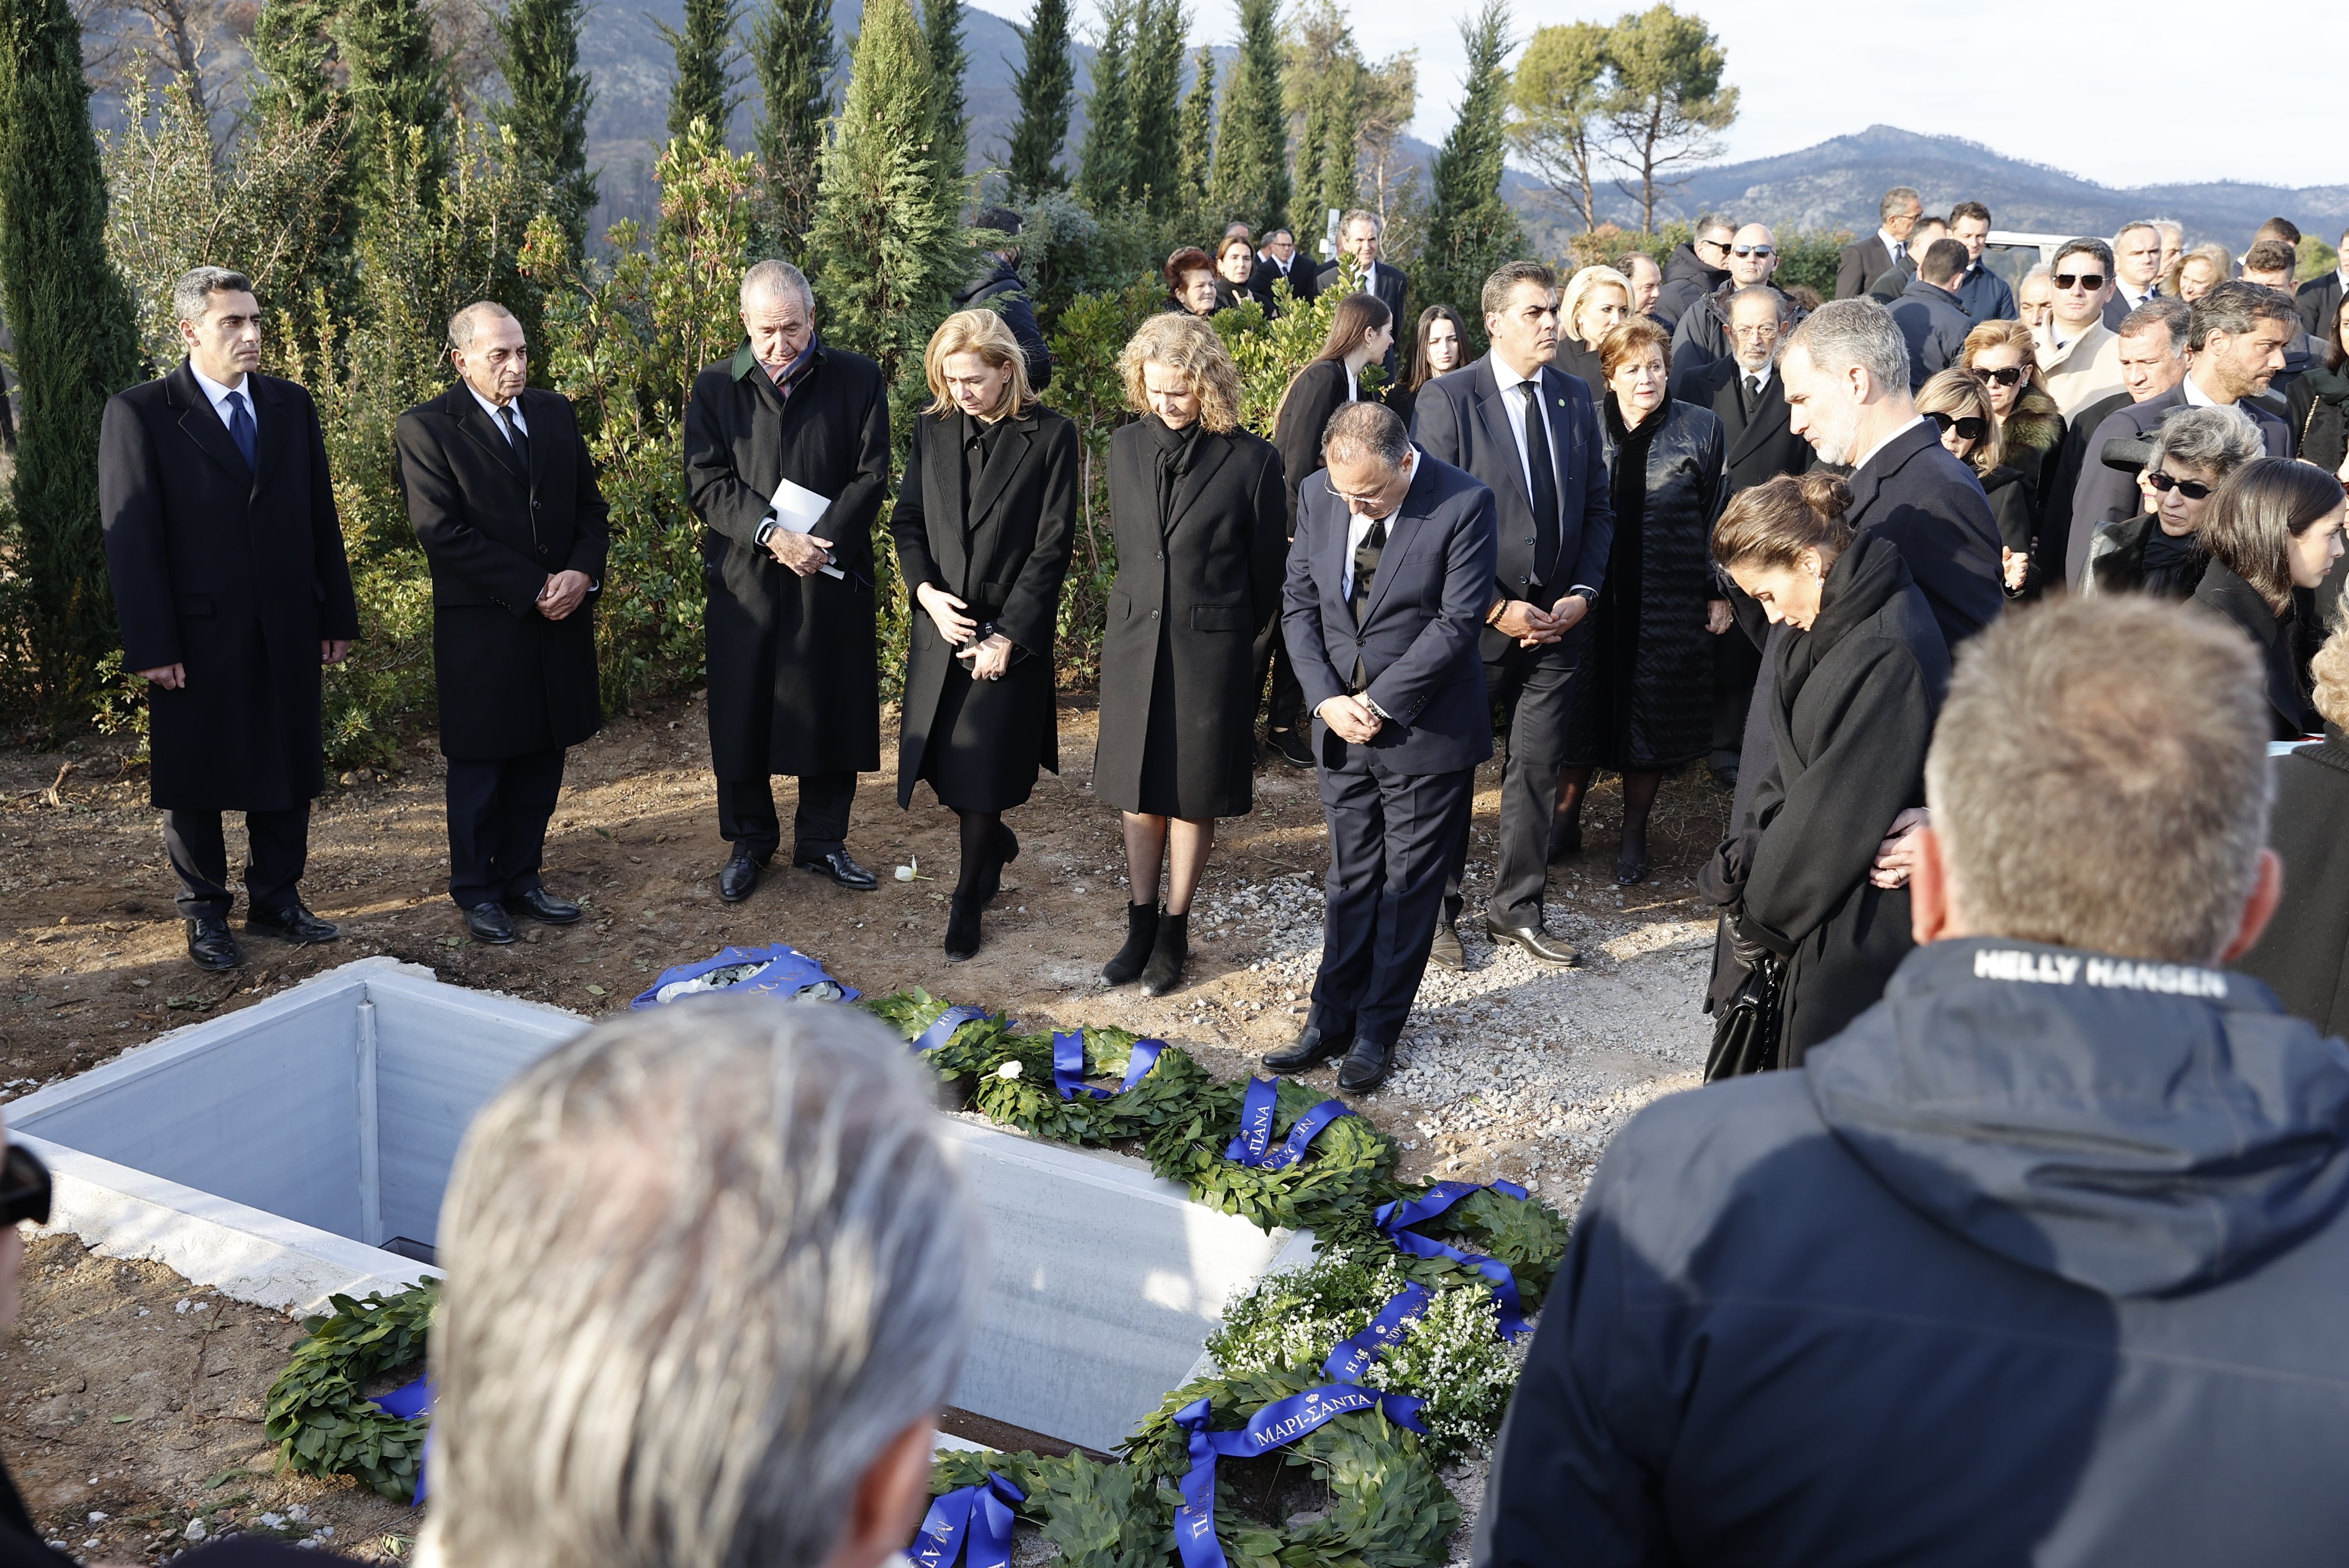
[
  {"xmin": 1877, "ymin": 228, "xmax": 1907, "ymax": 264},
  {"xmin": 1488, "ymin": 358, "xmax": 1598, "ymax": 599},
  {"xmin": 2182, "ymin": 372, "xmax": 2231, "ymax": 411},
  {"xmin": 1853, "ymin": 415, "xmax": 1930, "ymax": 476},
  {"xmin": 190, "ymin": 364, "xmax": 254, "ymax": 433},
  {"xmin": 468, "ymin": 382, "xmax": 529, "ymax": 440}
]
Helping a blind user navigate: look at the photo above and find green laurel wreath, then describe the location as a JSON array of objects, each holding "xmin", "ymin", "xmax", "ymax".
[{"xmin": 263, "ymin": 1281, "xmax": 438, "ymax": 1502}]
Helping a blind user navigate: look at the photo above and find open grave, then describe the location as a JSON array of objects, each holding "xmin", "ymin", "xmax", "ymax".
[{"xmin": 5, "ymin": 957, "xmax": 1306, "ymax": 1455}]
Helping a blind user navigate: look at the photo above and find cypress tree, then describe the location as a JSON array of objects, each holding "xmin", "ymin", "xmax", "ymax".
[
  {"xmin": 494, "ymin": 0, "xmax": 598, "ymax": 251},
  {"xmin": 1126, "ymin": 0, "xmax": 1183, "ymax": 213},
  {"xmin": 1210, "ymin": 0, "xmax": 1285, "ymax": 234},
  {"xmin": 335, "ymin": 0, "xmax": 450, "ymax": 213},
  {"xmin": 1005, "ymin": 0, "xmax": 1072, "ymax": 198},
  {"xmin": 1315, "ymin": 58, "xmax": 1360, "ymax": 220},
  {"xmin": 807, "ymin": 0, "xmax": 963, "ymax": 384},
  {"xmin": 921, "ymin": 0, "xmax": 967, "ymax": 198},
  {"xmin": 248, "ymin": 0, "xmax": 355, "ymax": 273},
  {"xmin": 1175, "ymin": 48, "xmax": 1215, "ymax": 221},
  {"xmin": 1422, "ymin": 0, "xmax": 1521, "ymax": 353},
  {"xmin": 1072, "ymin": 0, "xmax": 1131, "ymax": 213},
  {"xmin": 660, "ymin": 0, "xmax": 742, "ymax": 143},
  {"xmin": 0, "ymin": 0, "xmax": 143, "ymax": 729},
  {"xmin": 749, "ymin": 0, "xmax": 835, "ymax": 257}
]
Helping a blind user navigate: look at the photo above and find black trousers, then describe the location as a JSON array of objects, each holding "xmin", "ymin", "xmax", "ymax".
[
  {"xmin": 717, "ymin": 770, "xmax": 857, "ymax": 860},
  {"xmin": 163, "ymin": 804, "xmax": 310, "ymax": 921},
  {"xmin": 446, "ymin": 748, "xmax": 566, "ymax": 906},
  {"xmin": 1254, "ymin": 614, "xmax": 1305, "ymax": 734},
  {"xmin": 1310, "ymin": 753, "xmax": 1474, "ymax": 1047},
  {"xmin": 1444, "ymin": 635, "xmax": 1579, "ymax": 928}
]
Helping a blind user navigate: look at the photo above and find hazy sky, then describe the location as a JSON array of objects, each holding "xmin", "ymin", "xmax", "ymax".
[{"xmin": 971, "ymin": 0, "xmax": 2338, "ymax": 192}]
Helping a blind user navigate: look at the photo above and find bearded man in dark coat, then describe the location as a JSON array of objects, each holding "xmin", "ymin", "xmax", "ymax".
[
  {"xmin": 685, "ymin": 260, "xmax": 891, "ymax": 901},
  {"xmin": 99, "ymin": 266, "xmax": 359, "ymax": 972}
]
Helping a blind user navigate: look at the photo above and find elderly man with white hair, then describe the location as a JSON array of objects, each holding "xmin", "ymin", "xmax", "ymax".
[{"xmin": 685, "ymin": 260, "xmax": 893, "ymax": 905}]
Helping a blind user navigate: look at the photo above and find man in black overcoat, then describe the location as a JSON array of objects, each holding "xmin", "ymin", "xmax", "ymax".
[
  {"xmin": 1317, "ymin": 212, "xmax": 1410, "ymax": 381},
  {"xmin": 99, "ymin": 267, "xmax": 358, "ymax": 972},
  {"xmin": 685, "ymin": 260, "xmax": 891, "ymax": 901},
  {"xmin": 394, "ymin": 302, "xmax": 608, "ymax": 945},
  {"xmin": 1410, "ymin": 260, "xmax": 1612, "ymax": 971},
  {"xmin": 1252, "ymin": 228, "xmax": 1321, "ymax": 314}
]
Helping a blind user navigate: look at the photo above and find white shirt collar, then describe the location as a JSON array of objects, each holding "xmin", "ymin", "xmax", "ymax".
[
  {"xmin": 1735, "ymin": 359, "xmax": 1774, "ymax": 389},
  {"xmin": 189, "ymin": 363, "xmax": 251, "ymax": 425},
  {"xmin": 1853, "ymin": 413, "xmax": 1929, "ymax": 476},
  {"xmin": 1492, "ymin": 355, "xmax": 1543, "ymax": 395},
  {"xmin": 468, "ymin": 382, "xmax": 526, "ymax": 433},
  {"xmin": 1878, "ymin": 228, "xmax": 1906, "ymax": 256},
  {"xmin": 2182, "ymin": 372, "xmax": 2224, "ymax": 409}
]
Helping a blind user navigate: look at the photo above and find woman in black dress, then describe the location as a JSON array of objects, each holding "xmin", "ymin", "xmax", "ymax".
[
  {"xmin": 1386, "ymin": 304, "xmax": 1467, "ymax": 435},
  {"xmin": 893, "ymin": 309, "xmax": 1079, "ymax": 961},
  {"xmin": 1093, "ymin": 312, "xmax": 1287, "ymax": 994},
  {"xmin": 1555, "ymin": 315, "xmax": 1724, "ymax": 884},
  {"xmin": 2192, "ymin": 456, "xmax": 2347, "ymax": 740}
]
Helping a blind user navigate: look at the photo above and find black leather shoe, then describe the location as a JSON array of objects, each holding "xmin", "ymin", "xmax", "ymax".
[
  {"xmin": 1269, "ymin": 727, "xmax": 1314, "ymax": 769},
  {"xmin": 1427, "ymin": 920, "xmax": 1465, "ymax": 971},
  {"xmin": 1263, "ymin": 1025, "xmax": 1349, "ymax": 1073},
  {"xmin": 718, "ymin": 846, "xmax": 767, "ymax": 904},
  {"xmin": 245, "ymin": 903, "xmax": 340, "ymax": 944},
  {"xmin": 1614, "ymin": 857, "xmax": 1649, "ymax": 886},
  {"xmin": 506, "ymin": 887, "xmax": 583, "ymax": 924},
  {"xmin": 185, "ymin": 917, "xmax": 243, "ymax": 972},
  {"xmin": 1101, "ymin": 902, "xmax": 1160, "ymax": 986},
  {"xmin": 977, "ymin": 825, "xmax": 1019, "ymax": 908},
  {"xmin": 462, "ymin": 902, "xmax": 518, "ymax": 944},
  {"xmin": 943, "ymin": 893, "xmax": 984, "ymax": 961},
  {"xmin": 794, "ymin": 847, "xmax": 879, "ymax": 891},
  {"xmin": 1336, "ymin": 1038, "xmax": 1393, "ymax": 1093},
  {"xmin": 1140, "ymin": 910, "xmax": 1189, "ymax": 995},
  {"xmin": 1484, "ymin": 915, "xmax": 1581, "ymax": 967}
]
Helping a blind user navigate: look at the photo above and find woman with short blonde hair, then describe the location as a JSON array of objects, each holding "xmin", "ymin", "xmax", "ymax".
[
  {"xmin": 1555, "ymin": 265, "xmax": 1633, "ymax": 396},
  {"xmin": 920, "ymin": 307, "xmax": 1036, "ymax": 419},
  {"xmin": 2164, "ymin": 241, "xmax": 2234, "ymax": 303}
]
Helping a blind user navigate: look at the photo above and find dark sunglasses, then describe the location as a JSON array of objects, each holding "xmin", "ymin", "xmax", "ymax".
[
  {"xmin": 2146, "ymin": 467, "xmax": 2214, "ymax": 500},
  {"xmin": 2054, "ymin": 272, "xmax": 2107, "ymax": 291},
  {"xmin": 0, "ymin": 1144, "xmax": 50, "ymax": 1229},
  {"xmin": 1976, "ymin": 365, "xmax": 2026, "ymax": 387},
  {"xmin": 1925, "ymin": 411, "xmax": 1989, "ymax": 442},
  {"xmin": 1732, "ymin": 245, "xmax": 1775, "ymax": 258}
]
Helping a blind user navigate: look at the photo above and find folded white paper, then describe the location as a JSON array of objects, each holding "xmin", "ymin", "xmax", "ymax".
[{"xmin": 769, "ymin": 474, "xmax": 846, "ymax": 580}]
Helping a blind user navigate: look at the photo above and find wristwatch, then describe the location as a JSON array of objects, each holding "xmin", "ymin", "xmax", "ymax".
[{"xmin": 753, "ymin": 513, "xmax": 779, "ymax": 550}]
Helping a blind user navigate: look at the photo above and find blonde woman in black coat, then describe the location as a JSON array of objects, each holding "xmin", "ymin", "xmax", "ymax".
[
  {"xmin": 894, "ymin": 310, "xmax": 1079, "ymax": 961},
  {"xmin": 1093, "ymin": 312, "xmax": 1287, "ymax": 994}
]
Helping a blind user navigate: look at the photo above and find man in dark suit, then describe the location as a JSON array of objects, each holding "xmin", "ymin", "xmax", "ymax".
[
  {"xmin": 1252, "ymin": 228, "xmax": 1321, "ymax": 312},
  {"xmin": 685, "ymin": 260, "xmax": 892, "ymax": 902},
  {"xmin": 1887, "ymin": 239, "xmax": 1977, "ymax": 390},
  {"xmin": 1410, "ymin": 260, "xmax": 1612, "ymax": 971},
  {"xmin": 1834, "ymin": 186, "xmax": 1921, "ymax": 300},
  {"xmin": 2067, "ymin": 281, "xmax": 2296, "ymax": 585},
  {"xmin": 1946, "ymin": 202, "xmax": 2018, "ymax": 322},
  {"xmin": 1867, "ymin": 215, "xmax": 1945, "ymax": 303},
  {"xmin": 2102, "ymin": 220, "xmax": 2165, "ymax": 331},
  {"xmin": 100, "ymin": 267, "xmax": 358, "ymax": 972},
  {"xmin": 2037, "ymin": 299, "xmax": 2189, "ymax": 586},
  {"xmin": 1317, "ymin": 210, "xmax": 1408, "ymax": 380},
  {"xmin": 2296, "ymin": 229, "xmax": 2346, "ymax": 340},
  {"xmin": 1263, "ymin": 404, "xmax": 1496, "ymax": 1093},
  {"xmin": 394, "ymin": 302, "xmax": 609, "ymax": 945}
]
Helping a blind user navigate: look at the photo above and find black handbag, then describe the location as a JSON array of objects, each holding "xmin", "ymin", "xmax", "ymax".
[{"xmin": 1704, "ymin": 951, "xmax": 1785, "ymax": 1081}]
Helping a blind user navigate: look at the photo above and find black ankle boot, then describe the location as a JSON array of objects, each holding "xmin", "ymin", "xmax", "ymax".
[
  {"xmin": 1141, "ymin": 910, "xmax": 1190, "ymax": 996},
  {"xmin": 977, "ymin": 824, "xmax": 1020, "ymax": 907},
  {"xmin": 1101, "ymin": 902, "xmax": 1160, "ymax": 985},
  {"xmin": 944, "ymin": 894, "xmax": 984, "ymax": 961}
]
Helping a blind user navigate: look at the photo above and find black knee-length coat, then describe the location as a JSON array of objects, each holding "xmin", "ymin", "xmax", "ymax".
[
  {"xmin": 893, "ymin": 404, "xmax": 1080, "ymax": 811},
  {"xmin": 685, "ymin": 341, "xmax": 890, "ymax": 780},
  {"xmin": 99, "ymin": 363, "xmax": 361, "ymax": 812},
  {"xmin": 1092, "ymin": 417, "xmax": 1287, "ymax": 819}
]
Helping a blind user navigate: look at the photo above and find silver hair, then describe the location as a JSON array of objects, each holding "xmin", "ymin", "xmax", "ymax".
[
  {"xmin": 1879, "ymin": 186, "xmax": 1921, "ymax": 221},
  {"xmin": 1322, "ymin": 400, "xmax": 1410, "ymax": 469},
  {"xmin": 2019, "ymin": 263, "xmax": 2052, "ymax": 285},
  {"xmin": 1339, "ymin": 208, "xmax": 1382, "ymax": 237},
  {"xmin": 172, "ymin": 266, "xmax": 253, "ymax": 326},
  {"xmin": 1925, "ymin": 596, "xmax": 2272, "ymax": 965},
  {"xmin": 447, "ymin": 301, "xmax": 520, "ymax": 351},
  {"xmin": 1726, "ymin": 284, "xmax": 1786, "ymax": 323},
  {"xmin": 1785, "ymin": 297, "xmax": 1909, "ymax": 398},
  {"xmin": 742, "ymin": 258, "xmax": 814, "ymax": 312},
  {"xmin": 2148, "ymin": 404, "xmax": 2262, "ymax": 480},
  {"xmin": 426, "ymin": 1000, "xmax": 981, "ymax": 1568}
]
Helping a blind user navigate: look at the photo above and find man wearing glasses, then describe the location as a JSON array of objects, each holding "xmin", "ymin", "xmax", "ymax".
[
  {"xmin": 1670, "ymin": 223, "xmax": 1804, "ymax": 377},
  {"xmin": 1654, "ymin": 215, "xmax": 1736, "ymax": 332},
  {"xmin": 2034, "ymin": 237, "xmax": 2125, "ymax": 417}
]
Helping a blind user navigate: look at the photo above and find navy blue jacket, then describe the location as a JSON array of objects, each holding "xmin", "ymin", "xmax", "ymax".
[
  {"xmin": 1887, "ymin": 277, "xmax": 1974, "ymax": 390},
  {"xmin": 1282, "ymin": 453, "xmax": 1496, "ymax": 776},
  {"xmin": 1479, "ymin": 936, "xmax": 2349, "ymax": 1568},
  {"xmin": 1953, "ymin": 260, "xmax": 2017, "ymax": 322},
  {"xmin": 1410, "ymin": 355, "xmax": 1614, "ymax": 660}
]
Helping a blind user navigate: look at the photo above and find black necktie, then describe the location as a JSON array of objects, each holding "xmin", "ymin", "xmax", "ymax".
[
  {"xmin": 1351, "ymin": 515, "xmax": 1386, "ymax": 688},
  {"xmin": 498, "ymin": 404, "xmax": 530, "ymax": 471},
  {"xmin": 1745, "ymin": 375, "xmax": 1763, "ymax": 416},
  {"xmin": 1519, "ymin": 382, "xmax": 1560, "ymax": 585}
]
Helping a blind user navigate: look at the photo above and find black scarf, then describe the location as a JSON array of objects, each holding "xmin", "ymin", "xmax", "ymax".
[
  {"xmin": 1776, "ymin": 529, "xmax": 1909, "ymax": 707},
  {"xmin": 1146, "ymin": 415, "xmax": 1203, "ymax": 523}
]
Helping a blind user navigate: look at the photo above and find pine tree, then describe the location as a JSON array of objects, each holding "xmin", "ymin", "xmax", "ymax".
[
  {"xmin": 660, "ymin": 0, "xmax": 742, "ymax": 143},
  {"xmin": 1176, "ymin": 48, "xmax": 1215, "ymax": 221},
  {"xmin": 1422, "ymin": 0, "xmax": 1522, "ymax": 352},
  {"xmin": 0, "ymin": 0, "xmax": 143, "ymax": 729},
  {"xmin": 335, "ymin": 0, "xmax": 449, "ymax": 213},
  {"xmin": 1005, "ymin": 0, "xmax": 1072, "ymax": 198},
  {"xmin": 247, "ymin": 0, "xmax": 355, "ymax": 272},
  {"xmin": 495, "ymin": 0, "xmax": 598, "ymax": 251},
  {"xmin": 1210, "ymin": 0, "xmax": 1286, "ymax": 234},
  {"xmin": 1072, "ymin": 0, "xmax": 1131, "ymax": 212},
  {"xmin": 807, "ymin": 0, "xmax": 964, "ymax": 384},
  {"xmin": 749, "ymin": 0, "xmax": 836, "ymax": 256},
  {"xmin": 1126, "ymin": 0, "xmax": 1183, "ymax": 214},
  {"xmin": 920, "ymin": 0, "xmax": 967, "ymax": 199}
]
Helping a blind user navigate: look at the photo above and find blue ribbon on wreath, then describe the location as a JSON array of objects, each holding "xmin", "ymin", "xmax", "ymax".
[
  {"xmin": 914, "ymin": 1006, "xmax": 997, "ymax": 1054},
  {"xmin": 1172, "ymin": 1383, "xmax": 1426, "ymax": 1568},
  {"xmin": 368, "ymin": 1377, "xmax": 432, "ymax": 1505},
  {"xmin": 1320, "ymin": 1281, "xmax": 1434, "ymax": 1383},
  {"xmin": 1051, "ymin": 1031, "xmax": 1167, "ymax": 1101},
  {"xmin": 1221, "ymin": 1077, "xmax": 1354, "ymax": 1170},
  {"xmin": 911, "ymin": 1471, "xmax": 1025, "ymax": 1568},
  {"xmin": 1376, "ymin": 1180, "xmax": 1534, "ymax": 1341}
]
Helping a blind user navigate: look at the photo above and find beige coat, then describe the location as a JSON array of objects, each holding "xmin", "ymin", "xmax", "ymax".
[{"xmin": 2035, "ymin": 318, "xmax": 2124, "ymax": 418}]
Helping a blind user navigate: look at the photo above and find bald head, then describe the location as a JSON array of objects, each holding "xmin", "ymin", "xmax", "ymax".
[
  {"xmin": 1728, "ymin": 223, "xmax": 1777, "ymax": 287},
  {"xmin": 447, "ymin": 302, "xmax": 526, "ymax": 406}
]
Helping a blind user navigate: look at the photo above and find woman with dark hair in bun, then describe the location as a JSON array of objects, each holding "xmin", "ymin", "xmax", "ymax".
[{"xmin": 1700, "ymin": 471, "xmax": 1952, "ymax": 1070}]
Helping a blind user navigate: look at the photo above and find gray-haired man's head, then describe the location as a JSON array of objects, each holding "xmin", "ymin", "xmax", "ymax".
[
  {"xmin": 172, "ymin": 265, "xmax": 262, "ymax": 386},
  {"xmin": 742, "ymin": 260, "xmax": 817, "ymax": 375}
]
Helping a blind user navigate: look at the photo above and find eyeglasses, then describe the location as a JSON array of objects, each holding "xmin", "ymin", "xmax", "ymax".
[
  {"xmin": 2054, "ymin": 272, "xmax": 2107, "ymax": 291},
  {"xmin": 1976, "ymin": 366, "xmax": 2026, "ymax": 387},
  {"xmin": 1696, "ymin": 237, "xmax": 1731, "ymax": 253},
  {"xmin": 2146, "ymin": 467, "xmax": 2215, "ymax": 500},
  {"xmin": 1925, "ymin": 411, "xmax": 1989, "ymax": 441},
  {"xmin": 0, "ymin": 1144, "xmax": 51, "ymax": 1229},
  {"xmin": 1732, "ymin": 245, "xmax": 1775, "ymax": 258}
]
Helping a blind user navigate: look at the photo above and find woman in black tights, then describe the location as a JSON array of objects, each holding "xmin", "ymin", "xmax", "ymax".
[{"xmin": 893, "ymin": 308, "xmax": 1080, "ymax": 960}]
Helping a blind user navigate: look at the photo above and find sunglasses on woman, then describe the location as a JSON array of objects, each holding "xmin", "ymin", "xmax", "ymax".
[
  {"xmin": 1925, "ymin": 411, "xmax": 1988, "ymax": 442},
  {"xmin": 1976, "ymin": 366, "xmax": 2026, "ymax": 387},
  {"xmin": 0, "ymin": 1144, "xmax": 50, "ymax": 1229},
  {"xmin": 2146, "ymin": 468, "xmax": 2214, "ymax": 500}
]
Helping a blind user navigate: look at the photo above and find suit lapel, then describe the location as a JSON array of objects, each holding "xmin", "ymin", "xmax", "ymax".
[
  {"xmin": 1360, "ymin": 467, "xmax": 1432, "ymax": 625},
  {"xmin": 1724, "ymin": 375, "xmax": 1784, "ymax": 468},
  {"xmin": 167, "ymin": 362, "xmax": 255, "ymax": 486},
  {"xmin": 969, "ymin": 415, "xmax": 1032, "ymax": 533},
  {"xmin": 1166, "ymin": 432, "xmax": 1233, "ymax": 538},
  {"xmin": 454, "ymin": 388, "xmax": 528, "ymax": 479},
  {"xmin": 1469, "ymin": 361, "xmax": 1534, "ymax": 515},
  {"xmin": 247, "ymin": 377, "xmax": 289, "ymax": 502}
]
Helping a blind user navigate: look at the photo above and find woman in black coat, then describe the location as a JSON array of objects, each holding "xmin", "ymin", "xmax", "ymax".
[
  {"xmin": 1094, "ymin": 312, "xmax": 1287, "ymax": 995},
  {"xmin": 2193, "ymin": 456, "xmax": 2346, "ymax": 740},
  {"xmin": 1552, "ymin": 264, "xmax": 1633, "ymax": 400},
  {"xmin": 894, "ymin": 310, "xmax": 1080, "ymax": 961},
  {"xmin": 1556, "ymin": 316, "xmax": 1724, "ymax": 885},
  {"xmin": 2080, "ymin": 404, "xmax": 2261, "ymax": 599},
  {"xmin": 2288, "ymin": 294, "xmax": 2349, "ymax": 472},
  {"xmin": 1918, "ymin": 368, "xmax": 2038, "ymax": 597},
  {"xmin": 1271, "ymin": 294, "xmax": 1395, "ymax": 526},
  {"xmin": 1702, "ymin": 472, "xmax": 1952, "ymax": 1067},
  {"xmin": 2239, "ymin": 624, "xmax": 2349, "ymax": 1033}
]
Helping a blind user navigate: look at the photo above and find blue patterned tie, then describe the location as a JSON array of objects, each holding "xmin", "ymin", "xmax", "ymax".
[{"xmin": 225, "ymin": 389, "xmax": 256, "ymax": 472}]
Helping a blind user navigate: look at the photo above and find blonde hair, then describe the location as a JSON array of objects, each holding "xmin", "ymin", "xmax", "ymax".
[
  {"xmin": 1960, "ymin": 318, "xmax": 2044, "ymax": 392},
  {"xmin": 1915, "ymin": 368, "xmax": 2006, "ymax": 474},
  {"xmin": 1118, "ymin": 311, "xmax": 1242, "ymax": 434},
  {"xmin": 1562, "ymin": 265, "xmax": 1633, "ymax": 345},
  {"xmin": 2313, "ymin": 622, "xmax": 2349, "ymax": 730},
  {"xmin": 922, "ymin": 310, "xmax": 1035, "ymax": 420}
]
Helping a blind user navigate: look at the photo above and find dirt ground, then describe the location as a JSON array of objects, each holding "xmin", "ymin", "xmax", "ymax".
[{"xmin": 0, "ymin": 690, "xmax": 1730, "ymax": 1559}]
